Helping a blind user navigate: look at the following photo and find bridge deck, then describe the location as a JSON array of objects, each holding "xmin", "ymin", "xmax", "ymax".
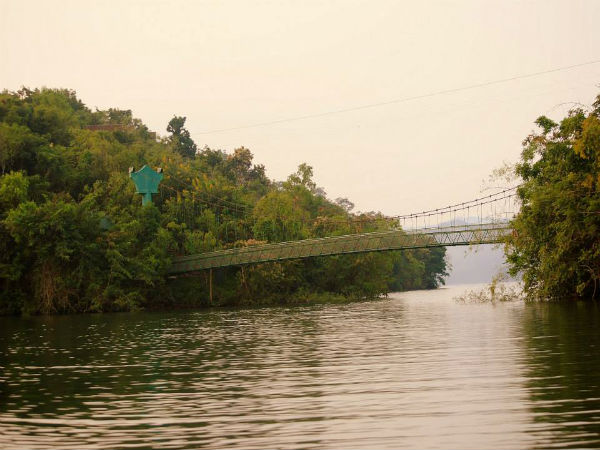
[{"xmin": 168, "ymin": 223, "xmax": 510, "ymax": 274}]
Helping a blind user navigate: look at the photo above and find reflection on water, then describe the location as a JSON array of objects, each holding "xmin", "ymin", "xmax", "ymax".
[
  {"xmin": 520, "ymin": 302, "xmax": 600, "ymax": 449},
  {"xmin": 0, "ymin": 285, "xmax": 599, "ymax": 449}
]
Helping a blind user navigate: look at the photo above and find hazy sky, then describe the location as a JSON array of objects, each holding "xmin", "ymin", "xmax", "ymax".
[{"xmin": 1, "ymin": 0, "xmax": 599, "ymax": 216}]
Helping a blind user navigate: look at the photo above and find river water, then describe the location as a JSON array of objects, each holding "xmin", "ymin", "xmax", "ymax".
[{"xmin": 1, "ymin": 284, "xmax": 599, "ymax": 449}]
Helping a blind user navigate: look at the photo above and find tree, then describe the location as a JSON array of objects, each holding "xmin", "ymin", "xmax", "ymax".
[
  {"xmin": 0, "ymin": 171, "xmax": 29, "ymax": 210},
  {"xmin": 334, "ymin": 197, "xmax": 354, "ymax": 212},
  {"xmin": 0, "ymin": 88, "xmax": 449, "ymax": 314},
  {"xmin": 0, "ymin": 123, "xmax": 42, "ymax": 175},
  {"xmin": 3, "ymin": 199, "xmax": 103, "ymax": 313},
  {"xmin": 167, "ymin": 116, "xmax": 197, "ymax": 158},
  {"xmin": 252, "ymin": 191, "xmax": 309, "ymax": 242},
  {"xmin": 226, "ymin": 147, "xmax": 253, "ymax": 184},
  {"xmin": 506, "ymin": 94, "xmax": 600, "ymax": 300},
  {"xmin": 286, "ymin": 162, "xmax": 317, "ymax": 192}
]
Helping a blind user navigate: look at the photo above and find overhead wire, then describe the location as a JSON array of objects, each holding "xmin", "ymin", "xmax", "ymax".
[
  {"xmin": 193, "ymin": 59, "xmax": 600, "ymax": 135},
  {"xmin": 160, "ymin": 174, "xmax": 522, "ymax": 238},
  {"xmin": 159, "ymin": 177, "xmax": 521, "ymax": 236},
  {"xmin": 157, "ymin": 157, "xmax": 558, "ymax": 236},
  {"xmin": 394, "ymin": 185, "xmax": 521, "ymax": 220}
]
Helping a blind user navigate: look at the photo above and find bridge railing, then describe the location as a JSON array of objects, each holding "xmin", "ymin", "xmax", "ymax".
[{"xmin": 168, "ymin": 222, "xmax": 511, "ymax": 274}]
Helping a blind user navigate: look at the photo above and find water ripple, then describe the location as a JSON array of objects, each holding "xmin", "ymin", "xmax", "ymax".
[{"xmin": 1, "ymin": 285, "xmax": 599, "ymax": 449}]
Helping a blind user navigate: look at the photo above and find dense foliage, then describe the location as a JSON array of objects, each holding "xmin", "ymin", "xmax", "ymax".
[
  {"xmin": 506, "ymin": 94, "xmax": 600, "ymax": 300},
  {"xmin": 0, "ymin": 88, "xmax": 447, "ymax": 315}
]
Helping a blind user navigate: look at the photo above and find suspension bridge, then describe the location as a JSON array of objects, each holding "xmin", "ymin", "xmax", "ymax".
[
  {"xmin": 128, "ymin": 166, "xmax": 518, "ymax": 275},
  {"xmin": 168, "ymin": 223, "xmax": 511, "ymax": 274},
  {"xmin": 143, "ymin": 177, "xmax": 518, "ymax": 275}
]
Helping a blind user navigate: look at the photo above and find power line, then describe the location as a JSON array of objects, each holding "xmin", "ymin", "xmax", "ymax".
[{"xmin": 194, "ymin": 59, "xmax": 600, "ymax": 135}]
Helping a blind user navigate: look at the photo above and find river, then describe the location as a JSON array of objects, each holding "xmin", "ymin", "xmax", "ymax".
[{"xmin": 1, "ymin": 284, "xmax": 599, "ymax": 449}]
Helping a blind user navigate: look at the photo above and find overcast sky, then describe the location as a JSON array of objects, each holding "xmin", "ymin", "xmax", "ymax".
[{"xmin": 1, "ymin": 0, "xmax": 599, "ymax": 216}]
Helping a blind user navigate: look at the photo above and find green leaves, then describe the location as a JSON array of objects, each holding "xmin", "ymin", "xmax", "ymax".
[
  {"xmin": 0, "ymin": 87, "xmax": 448, "ymax": 314},
  {"xmin": 507, "ymin": 93, "xmax": 600, "ymax": 300},
  {"xmin": 167, "ymin": 116, "xmax": 197, "ymax": 158},
  {"xmin": 0, "ymin": 171, "xmax": 29, "ymax": 210},
  {"xmin": 252, "ymin": 190, "xmax": 309, "ymax": 242}
]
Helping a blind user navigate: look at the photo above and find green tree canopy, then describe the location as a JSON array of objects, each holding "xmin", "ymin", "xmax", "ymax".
[
  {"xmin": 0, "ymin": 87, "xmax": 447, "ymax": 315},
  {"xmin": 506, "ymin": 93, "xmax": 600, "ymax": 300},
  {"xmin": 167, "ymin": 116, "xmax": 197, "ymax": 158}
]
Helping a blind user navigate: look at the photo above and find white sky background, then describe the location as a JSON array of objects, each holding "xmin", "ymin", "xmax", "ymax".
[{"xmin": 1, "ymin": 0, "xmax": 599, "ymax": 216}]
